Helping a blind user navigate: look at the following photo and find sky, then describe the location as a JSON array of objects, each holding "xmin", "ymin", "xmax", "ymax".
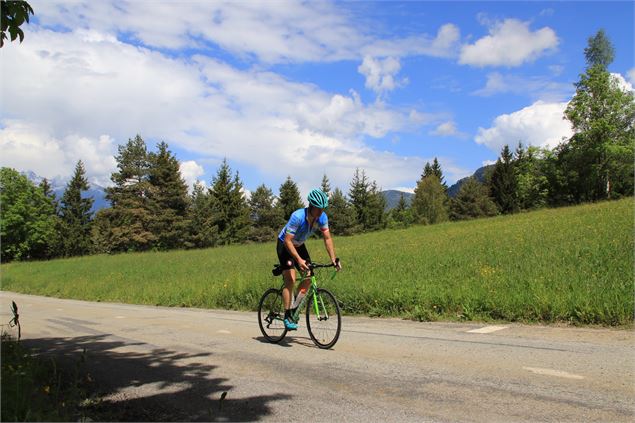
[{"xmin": 1, "ymin": 0, "xmax": 633, "ymax": 197}]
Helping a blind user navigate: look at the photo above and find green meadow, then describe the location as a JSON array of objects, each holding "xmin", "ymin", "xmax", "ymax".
[{"xmin": 2, "ymin": 198, "xmax": 633, "ymax": 326}]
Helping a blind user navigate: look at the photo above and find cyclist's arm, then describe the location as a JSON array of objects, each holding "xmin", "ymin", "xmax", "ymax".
[
  {"xmin": 284, "ymin": 233, "xmax": 309, "ymax": 271},
  {"xmin": 322, "ymin": 229, "xmax": 340, "ymax": 270}
]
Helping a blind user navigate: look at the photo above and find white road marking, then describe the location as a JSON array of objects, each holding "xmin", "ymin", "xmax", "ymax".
[
  {"xmin": 523, "ymin": 367, "xmax": 585, "ymax": 380},
  {"xmin": 218, "ymin": 330, "xmax": 231, "ymax": 334},
  {"xmin": 467, "ymin": 325, "xmax": 509, "ymax": 334}
]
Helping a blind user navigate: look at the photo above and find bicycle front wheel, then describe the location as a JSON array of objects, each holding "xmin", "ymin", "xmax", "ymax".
[
  {"xmin": 306, "ymin": 288, "xmax": 341, "ymax": 349},
  {"xmin": 258, "ymin": 288, "xmax": 287, "ymax": 343}
]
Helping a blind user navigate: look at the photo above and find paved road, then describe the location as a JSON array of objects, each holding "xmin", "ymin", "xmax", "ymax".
[{"xmin": 1, "ymin": 291, "xmax": 633, "ymax": 422}]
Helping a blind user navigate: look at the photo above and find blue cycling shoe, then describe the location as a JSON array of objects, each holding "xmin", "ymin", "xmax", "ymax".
[{"xmin": 284, "ymin": 318, "xmax": 298, "ymax": 330}]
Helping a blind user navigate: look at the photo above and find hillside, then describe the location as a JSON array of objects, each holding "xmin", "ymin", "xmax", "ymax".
[{"xmin": 2, "ymin": 199, "xmax": 633, "ymax": 326}]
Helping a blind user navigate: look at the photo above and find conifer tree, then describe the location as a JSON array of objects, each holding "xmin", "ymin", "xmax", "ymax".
[
  {"xmin": 327, "ymin": 188, "xmax": 359, "ymax": 236},
  {"xmin": 59, "ymin": 160, "xmax": 94, "ymax": 256},
  {"xmin": 187, "ymin": 182, "xmax": 218, "ymax": 249},
  {"xmin": 147, "ymin": 142, "xmax": 190, "ymax": 249},
  {"xmin": 100, "ymin": 135, "xmax": 156, "ymax": 252},
  {"xmin": 430, "ymin": 158, "xmax": 448, "ymax": 191},
  {"xmin": 249, "ymin": 184, "xmax": 283, "ymax": 242},
  {"xmin": 490, "ymin": 145, "xmax": 519, "ymax": 213},
  {"xmin": 389, "ymin": 193, "xmax": 412, "ymax": 228},
  {"xmin": 278, "ymin": 176, "xmax": 304, "ymax": 220},
  {"xmin": 412, "ymin": 175, "xmax": 448, "ymax": 224},
  {"xmin": 209, "ymin": 159, "xmax": 250, "ymax": 245},
  {"xmin": 348, "ymin": 169, "xmax": 385, "ymax": 231},
  {"xmin": 321, "ymin": 174, "xmax": 331, "ymax": 196},
  {"xmin": 449, "ymin": 177, "xmax": 498, "ymax": 221}
]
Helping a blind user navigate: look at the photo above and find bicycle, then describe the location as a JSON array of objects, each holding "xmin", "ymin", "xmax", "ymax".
[{"xmin": 258, "ymin": 261, "xmax": 342, "ymax": 349}]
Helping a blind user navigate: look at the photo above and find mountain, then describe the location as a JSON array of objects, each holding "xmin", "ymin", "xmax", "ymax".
[
  {"xmin": 447, "ymin": 165, "xmax": 495, "ymax": 198},
  {"xmin": 381, "ymin": 190, "xmax": 414, "ymax": 210},
  {"xmin": 23, "ymin": 171, "xmax": 109, "ymax": 213}
]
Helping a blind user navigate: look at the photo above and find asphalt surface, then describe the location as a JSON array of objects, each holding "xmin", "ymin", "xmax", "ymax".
[{"xmin": 1, "ymin": 291, "xmax": 633, "ymax": 422}]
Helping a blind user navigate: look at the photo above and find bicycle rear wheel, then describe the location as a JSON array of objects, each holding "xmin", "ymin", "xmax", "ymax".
[
  {"xmin": 306, "ymin": 288, "xmax": 341, "ymax": 349},
  {"xmin": 258, "ymin": 288, "xmax": 287, "ymax": 343}
]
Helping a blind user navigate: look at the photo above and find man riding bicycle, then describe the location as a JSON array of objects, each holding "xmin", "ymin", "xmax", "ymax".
[{"xmin": 277, "ymin": 188, "xmax": 341, "ymax": 330}]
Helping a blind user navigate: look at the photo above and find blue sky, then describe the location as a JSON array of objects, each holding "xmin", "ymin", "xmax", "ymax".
[{"xmin": 1, "ymin": 1, "xmax": 633, "ymax": 197}]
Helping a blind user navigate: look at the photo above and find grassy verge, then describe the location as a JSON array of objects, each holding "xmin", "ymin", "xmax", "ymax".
[
  {"xmin": 2, "ymin": 198, "xmax": 633, "ymax": 326},
  {"xmin": 0, "ymin": 334, "xmax": 93, "ymax": 422}
]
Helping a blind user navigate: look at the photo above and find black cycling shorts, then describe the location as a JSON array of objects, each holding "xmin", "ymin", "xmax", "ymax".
[{"xmin": 277, "ymin": 239, "xmax": 311, "ymax": 272}]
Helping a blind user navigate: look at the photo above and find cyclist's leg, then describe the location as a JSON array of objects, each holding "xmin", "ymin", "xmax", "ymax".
[{"xmin": 277, "ymin": 240, "xmax": 299, "ymax": 330}]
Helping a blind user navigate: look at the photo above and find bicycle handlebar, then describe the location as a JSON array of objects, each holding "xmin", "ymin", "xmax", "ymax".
[{"xmin": 307, "ymin": 258, "xmax": 340, "ymax": 270}]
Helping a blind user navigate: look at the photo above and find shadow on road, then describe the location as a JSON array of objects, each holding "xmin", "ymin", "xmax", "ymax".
[{"xmin": 22, "ymin": 334, "xmax": 291, "ymax": 421}]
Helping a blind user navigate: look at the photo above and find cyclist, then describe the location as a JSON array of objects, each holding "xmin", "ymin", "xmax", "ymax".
[{"xmin": 277, "ymin": 188, "xmax": 341, "ymax": 330}]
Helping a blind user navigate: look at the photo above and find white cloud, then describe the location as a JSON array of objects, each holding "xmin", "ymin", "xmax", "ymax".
[
  {"xmin": 430, "ymin": 121, "xmax": 466, "ymax": 138},
  {"xmin": 0, "ymin": 120, "xmax": 117, "ymax": 187},
  {"xmin": 628, "ymin": 69, "xmax": 635, "ymax": 86},
  {"xmin": 358, "ymin": 56, "xmax": 407, "ymax": 96},
  {"xmin": 33, "ymin": 0, "xmax": 459, "ymax": 65},
  {"xmin": 179, "ymin": 161, "xmax": 205, "ymax": 192},
  {"xmin": 1, "ymin": 26, "xmax": 433, "ymax": 194},
  {"xmin": 475, "ymin": 100, "xmax": 573, "ymax": 152},
  {"xmin": 473, "ymin": 72, "xmax": 572, "ymax": 101},
  {"xmin": 612, "ymin": 72, "xmax": 635, "ymax": 93},
  {"xmin": 460, "ymin": 19, "xmax": 558, "ymax": 67}
]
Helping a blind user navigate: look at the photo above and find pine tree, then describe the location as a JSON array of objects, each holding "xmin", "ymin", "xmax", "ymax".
[
  {"xmin": 412, "ymin": 175, "xmax": 448, "ymax": 224},
  {"xmin": 449, "ymin": 177, "xmax": 498, "ymax": 221},
  {"xmin": 321, "ymin": 174, "xmax": 331, "ymax": 197},
  {"xmin": 187, "ymin": 182, "xmax": 218, "ymax": 249},
  {"xmin": 278, "ymin": 176, "xmax": 304, "ymax": 220},
  {"xmin": 389, "ymin": 193, "xmax": 412, "ymax": 228},
  {"xmin": 209, "ymin": 159, "xmax": 250, "ymax": 245},
  {"xmin": 327, "ymin": 188, "xmax": 359, "ymax": 236},
  {"xmin": 490, "ymin": 145, "xmax": 518, "ymax": 213},
  {"xmin": 101, "ymin": 135, "xmax": 156, "ymax": 252},
  {"xmin": 59, "ymin": 160, "xmax": 94, "ymax": 256},
  {"xmin": 248, "ymin": 184, "xmax": 284, "ymax": 242},
  {"xmin": 147, "ymin": 142, "xmax": 190, "ymax": 249},
  {"xmin": 348, "ymin": 169, "xmax": 385, "ymax": 231},
  {"xmin": 430, "ymin": 158, "xmax": 448, "ymax": 191}
]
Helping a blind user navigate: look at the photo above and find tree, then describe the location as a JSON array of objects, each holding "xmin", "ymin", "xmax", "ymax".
[
  {"xmin": 562, "ymin": 31, "xmax": 635, "ymax": 201},
  {"xmin": 186, "ymin": 182, "xmax": 218, "ymax": 249},
  {"xmin": 1, "ymin": 167, "xmax": 57, "ymax": 261},
  {"xmin": 320, "ymin": 174, "xmax": 331, "ymax": 197},
  {"xmin": 208, "ymin": 159, "xmax": 250, "ymax": 245},
  {"xmin": 1, "ymin": 0, "xmax": 34, "ymax": 48},
  {"xmin": 584, "ymin": 29, "xmax": 614, "ymax": 68},
  {"xmin": 490, "ymin": 145, "xmax": 518, "ymax": 213},
  {"xmin": 449, "ymin": 177, "xmax": 497, "ymax": 221},
  {"xmin": 327, "ymin": 188, "xmax": 359, "ymax": 236},
  {"xmin": 59, "ymin": 160, "xmax": 94, "ymax": 256},
  {"xmin": 348, "ymin": 168, "xmax": 385, "ymax": 231},
  {"xmin": 248, "ymin": 184, "xmax": 283, "ymax": 242},
  {"xmin": 99, "ymin": 135, "xmax": 156, "ymax": 252},
  {"xmin": 147, "ymin": 142, "xmax": 190, "ymax": 249},
  {"xmin": 388, "ymin": 193, "xmax": 413, "ymax": 228},
  {"xmin": 514, "ymin": 144, "xmax": 550, "ymax": 210},
  {"xmin": 412, "ymin": 175, "xmax": 448, "ymax": 224},
  {"xmin": 278, "ymin": 176, "xmax": 303, "ymax": 220},
  {"xmin": 429, "ymin": 158, "xmax": 448, "ymax": 191}
]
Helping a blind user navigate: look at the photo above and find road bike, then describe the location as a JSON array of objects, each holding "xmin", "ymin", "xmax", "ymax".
[{"xmin": 258, "ymin": 262, "xmax": 341, "ymax": 349}]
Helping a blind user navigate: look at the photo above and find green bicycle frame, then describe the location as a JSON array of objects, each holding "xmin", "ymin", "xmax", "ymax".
[{"xmin": 282, "ymin": 269, "xmax": 336, "ymax": 323}]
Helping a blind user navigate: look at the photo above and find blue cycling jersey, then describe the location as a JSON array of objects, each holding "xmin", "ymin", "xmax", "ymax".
[{"xmin": 278, "ymin": 208, "xmax": 329, "ymax": 246}]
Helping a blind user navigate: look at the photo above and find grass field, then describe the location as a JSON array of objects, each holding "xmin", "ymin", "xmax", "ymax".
[{"xmin": 2, "ymin": 198, "xmax": 633, "ymax": 326}]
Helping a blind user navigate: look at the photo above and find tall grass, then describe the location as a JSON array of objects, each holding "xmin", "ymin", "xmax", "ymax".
[{"xmin": 2, "ymin": 198, "xmax": 633, "ymax": 326}]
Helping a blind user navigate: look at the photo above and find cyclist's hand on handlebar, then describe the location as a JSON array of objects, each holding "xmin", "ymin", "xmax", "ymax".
[
  {"xmin": 333, "ymin": 258, "xmax": 342, "ymax": 271},
  {"xmin": 298, "ymin": 258, "xmax": 310, "ymax": 272}
]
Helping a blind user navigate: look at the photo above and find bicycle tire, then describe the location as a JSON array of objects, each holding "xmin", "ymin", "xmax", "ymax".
[
  {"xmin": 306, "ymin": 288, "xmax": 341, "ymax": 349},
  {"xmin": 258, "ymin": 288, "xmax": 288, "ymax": 343}
]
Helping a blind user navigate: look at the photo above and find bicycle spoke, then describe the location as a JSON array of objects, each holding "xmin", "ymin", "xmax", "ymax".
[{"xmin": 306, "ymin": 288, "xmax": 341, "ymax": 349}]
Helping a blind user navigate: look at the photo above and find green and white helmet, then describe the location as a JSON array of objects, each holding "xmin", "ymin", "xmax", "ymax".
[{"xmin": 307, "ymin": 188, "xmax": 328, "ymax": 209}]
